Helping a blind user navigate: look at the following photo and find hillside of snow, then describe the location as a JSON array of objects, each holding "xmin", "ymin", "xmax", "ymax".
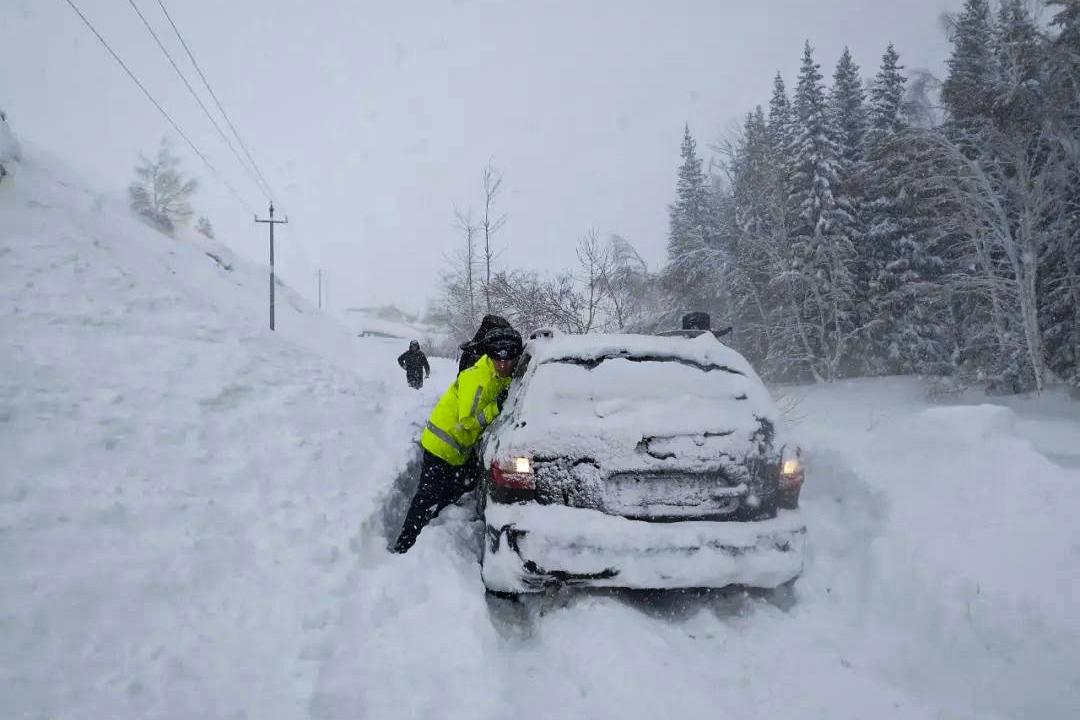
[
  {"xmin": 0, "ymin": 140, "xmax": 453, "ymax": 719},
  {"xmin": 2, "ymin": 138, "xmax": 1079, "ymax": 720}
]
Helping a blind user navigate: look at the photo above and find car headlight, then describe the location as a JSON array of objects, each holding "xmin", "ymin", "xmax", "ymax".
[
  {"xmin": 513, "ymin": 456, "xmax": 532, "ymax": 474},
  {"xmin": 781, "ymin": 458, "xmax": 800, "ymax": 476}
]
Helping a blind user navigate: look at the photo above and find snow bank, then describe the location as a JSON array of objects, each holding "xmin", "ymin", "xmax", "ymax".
[
  {"xmin": 0, "ymin": 144, "xmax": 455, "ymax": 719},
  {"xmin": 790, "ymin": 379, "xmax": 1080, "ymax": 719}
]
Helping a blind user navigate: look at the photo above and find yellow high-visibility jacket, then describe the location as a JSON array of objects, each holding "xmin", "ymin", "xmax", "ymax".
[{"xmin": 421, "ymin": 354, "xmax": 512, "ymax": 466}]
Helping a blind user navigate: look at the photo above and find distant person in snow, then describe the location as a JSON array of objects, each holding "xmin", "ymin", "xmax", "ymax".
[
  {"xmin": 457, "ymin": 314, "xmax": 511, "ymax": 373},
  {"xmin": 397, "ymin": 340, "xmax": 430, "ymax": 390},
  {"xmin": 391, "ymin": 327, "xmax": 524, "ymax": 553}
]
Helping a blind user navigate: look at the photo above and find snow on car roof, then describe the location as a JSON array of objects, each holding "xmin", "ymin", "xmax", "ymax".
[
  {"xmin": 499, "ymin": 333, "xmax": 777, "ymax": 470},
  {"xmin": 525, "ymin": 332, "xmax": 760, "ymax": 380}
]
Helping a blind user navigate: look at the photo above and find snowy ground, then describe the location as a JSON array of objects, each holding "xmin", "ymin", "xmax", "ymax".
[{"xmin": 2, "ymin": 142, "xmax": 1079, "ymax": 720}]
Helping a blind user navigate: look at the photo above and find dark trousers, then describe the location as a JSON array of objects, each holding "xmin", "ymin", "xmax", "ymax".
[{"xmin": 392, "ymin": 450, "xmax": 478, "ymax": 553}]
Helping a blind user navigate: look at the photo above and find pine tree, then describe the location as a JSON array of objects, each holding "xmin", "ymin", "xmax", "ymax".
[
  {"xmin": 941, "ymin": 0, "xmax": 997, "ymax": 138},
  {"xmin": 766, "ymin": 72, "xmax": 797, "ymax": 248},
  {"xmin": 666, "ymin": 124, "xmax": 719, "ymax": 312},
  {"xmin": 993, "ymin": 0, "xmax": 1044, "ymax": 134},
  {"xmin": 1039, "ymin": 0, "xmax": 1080, "ymax": 387},
  {"xmin": 829, "ymin": 47, "xmax": 870, "ymax": 368},
  {"xmin": 785, "ymin": 42, "xmax": 860, "ymax": 380},
  {"xmin": 767, "ymin": 73, "xmax": 795, "ymax": 170},
  {"xmin": 829, "ymin": 48, "xmax": 868, "ymax": 175},
  {"xmin": 729, "ymin": 108, "xmax": 780, "ymax": 368},
  {"xmin": 867, "ymin": 45, "xmax": 906, "ymax": 145},
  {"xmin": 863, "ymin": 45, "xmax": 950, "ymax": 375}
]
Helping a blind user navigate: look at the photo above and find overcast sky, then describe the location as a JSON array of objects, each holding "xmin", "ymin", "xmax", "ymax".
[{"xmin": 2, "ymin": 0, "xmax": 958, "ymax": 315}]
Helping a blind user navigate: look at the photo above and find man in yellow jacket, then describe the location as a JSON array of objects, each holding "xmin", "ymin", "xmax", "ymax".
[{"xmin": 391, "ymin": 327, "xmax": 523, "ymax": 553}]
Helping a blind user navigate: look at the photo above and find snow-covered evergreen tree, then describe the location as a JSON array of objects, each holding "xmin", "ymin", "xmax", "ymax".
[
  {"xmin": 829, "ymin": 47, "xmax": 871, "ymax": 368},
  {"xmin": 941, "ymin": 0, "xmax": 997, "ymax": 139},
  {"xmin": 728, "ymin": 108, "xmax": 781, "ymax": 368},
  {"xmin": 829, "ymin": 48, "xmax": 868, "ymax": 173},
  {"xmin": 665, "ymin": 125, "xmax": 721, "ymax": 314},
  {"xmin": 1040, "ymin": 0, "xmax": 1080, "ymax": 388},
  {"xmin": 863, "ymin": 45, "xmax": 950, "ymax": 376},
  {"xmin": 767, "ymin": 73, "xmax": 795, "ymax": 180},
  {"xmin": 993, "ymin": 0, "xmax": 1045, "ymax": 134},
  {"xmin": 867, "ymin": 45, "xmax": 906, "ymax": 146},
  {"xmin": 785, "ymin": 42, "xmax": 860, "ymax": 380}
]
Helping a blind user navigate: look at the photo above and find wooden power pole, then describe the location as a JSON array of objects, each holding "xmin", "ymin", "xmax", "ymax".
[{"xmin": 255, "ymin": 203, "xmax": 288, "ymax": 330}]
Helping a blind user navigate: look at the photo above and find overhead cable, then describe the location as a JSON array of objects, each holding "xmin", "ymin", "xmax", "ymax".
[
  {"xmin": 125, "ymin": 0, "xmax": 268, "ymax": 203},
  {"xmin": 153, "ymin": 0, "xmax": 280, "ymax": 207},
  {"xmin": 62, "ymin": 0, "xmax": 257, "ymax": 215}
]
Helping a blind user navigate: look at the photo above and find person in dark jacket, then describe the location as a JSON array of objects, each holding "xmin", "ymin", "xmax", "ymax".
[
  {"xmin": 458, "ymin": 314, "xmax": 511, "ymax": 373},
  {"xmin": 398, "ymin": 340, "xmax": 430, "ymax": 389}
]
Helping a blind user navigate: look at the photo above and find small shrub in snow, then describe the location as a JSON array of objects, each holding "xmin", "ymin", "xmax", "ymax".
[{"xmin": 128, "ymin": 137, "xmax": 198, "ymax": 236}]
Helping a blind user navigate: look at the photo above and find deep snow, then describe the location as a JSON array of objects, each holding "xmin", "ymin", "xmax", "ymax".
[{"xmin": 2, "ymin": 139, "xmax": 1079, "ymax": 720}]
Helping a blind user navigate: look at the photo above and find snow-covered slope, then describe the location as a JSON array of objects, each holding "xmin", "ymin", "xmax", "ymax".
[
  {"xmin": 2, "ymin": 136, "xmax": 1079, "ymax": 720},
  {"xmin": 0, "ymin": 141, "xmax": 453, "ymax": 720}
]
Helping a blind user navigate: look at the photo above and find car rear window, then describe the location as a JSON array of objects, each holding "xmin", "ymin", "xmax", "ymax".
[
  {"xmin": 521, "ymin": 354, "xmax": 758, "ymax": 411},
  {"xmin": 543, "ymin": 352, "xmax": 744, "ymax": 375}
]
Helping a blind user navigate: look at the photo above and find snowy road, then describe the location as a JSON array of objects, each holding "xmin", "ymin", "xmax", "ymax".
[
  {"xmin": 310, "ymin": 378, "xmax": 1080, "ymax": 720},
  {"xmin": 3, "ymin": 148, "xmax": 1079, "ymax": 720}
]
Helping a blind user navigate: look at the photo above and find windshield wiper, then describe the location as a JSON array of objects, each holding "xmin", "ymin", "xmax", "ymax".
[{"xmin": 545, "ymin": 353, "xmax": 744, "ymax": 375}]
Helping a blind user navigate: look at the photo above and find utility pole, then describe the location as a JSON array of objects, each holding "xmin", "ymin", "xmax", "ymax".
[
  {"xmin": 255, "ymin": 203, "xmax": 288, "ymax": 330},
  {"xmin": 315, "ymin": 269, "xmax": 323, "ymax": 311}
]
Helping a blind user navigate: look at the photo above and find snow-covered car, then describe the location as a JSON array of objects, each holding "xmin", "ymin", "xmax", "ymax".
[{"xmin": 479, "ymin": 330, "xmax": 806, "ymax": 595}]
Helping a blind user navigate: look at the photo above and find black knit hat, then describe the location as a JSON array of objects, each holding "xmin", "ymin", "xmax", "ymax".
[
  {"xmin": 482, "ymin": 327, "xmax": 523, "ymax": 360},
  {"xmin": 472, "ymin": 314, "xmax": 511, "ymax": 343}
]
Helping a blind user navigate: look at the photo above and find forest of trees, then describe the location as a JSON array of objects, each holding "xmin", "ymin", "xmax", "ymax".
[
  {"xmin": 692, "ymin": 0, "xmax": 1080, "ymax": 392},
  {"xmin": 434, "ymin": 0, "xmax": 1079, "ymax": 394}
]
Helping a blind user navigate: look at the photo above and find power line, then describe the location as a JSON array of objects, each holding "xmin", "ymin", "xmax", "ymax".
[
  {"xmin": 153, "ymin": 0, "xmax": 279, "ymax": 207},
  {"xmin": 125, "ymin": 0, "xmax": 267, "ymax": 203},
  {"xmin": 61, "ymin": 0, "xmax": 256, "ymax": 215}
]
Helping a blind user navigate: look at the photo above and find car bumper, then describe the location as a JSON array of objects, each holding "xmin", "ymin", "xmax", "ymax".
[{"xmin": 481, "ymin": 502, "xmax": 806, "ymax": 593}]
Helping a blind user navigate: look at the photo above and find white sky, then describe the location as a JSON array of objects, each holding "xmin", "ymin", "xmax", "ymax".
[{"xmin": 2, "ymin": 0, "xmax": 956, "ymax": 315}]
